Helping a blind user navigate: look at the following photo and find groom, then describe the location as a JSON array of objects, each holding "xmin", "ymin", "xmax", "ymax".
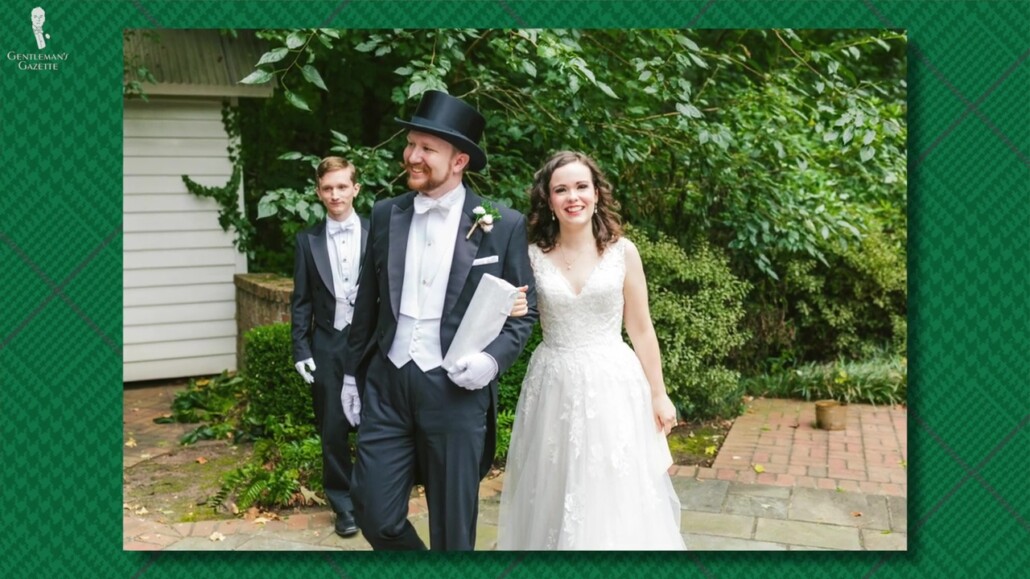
[{"xmin": 341, "ymin": 90, "xmax": 537, "ymax": 551}]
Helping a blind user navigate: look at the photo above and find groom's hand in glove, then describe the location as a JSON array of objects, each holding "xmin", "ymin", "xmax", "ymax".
[
  {"xmin": 294, "ymin": 358, "xmax": 316, "ymax": 384},
  {"xmin": 448, "ymin": 353, "xmax": 498, "ymax": 390},
  {"xmin": 341, "ymin": 375, "xmax": 361, "ymax": 427}
]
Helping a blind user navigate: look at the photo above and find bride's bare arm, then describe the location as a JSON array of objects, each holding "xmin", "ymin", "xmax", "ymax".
[{"xmin": 622, "ymin": 240, "xmax": 678, "ymax": 434}]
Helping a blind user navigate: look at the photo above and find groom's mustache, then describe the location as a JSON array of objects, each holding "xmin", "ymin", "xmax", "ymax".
[{"xmin": 404, "ymin": 162, "xmax": 431, "ymax": 175}]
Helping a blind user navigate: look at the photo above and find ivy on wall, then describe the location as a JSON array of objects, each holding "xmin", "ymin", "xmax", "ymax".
[{"xmin": 182, "ymin": 101, "xmax": 256, "ymax": 257}]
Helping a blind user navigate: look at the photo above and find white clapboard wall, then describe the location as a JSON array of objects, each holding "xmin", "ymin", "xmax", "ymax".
[{"xmin": 123, "ymin": 98, "xmax": 246, "ymax": 382}]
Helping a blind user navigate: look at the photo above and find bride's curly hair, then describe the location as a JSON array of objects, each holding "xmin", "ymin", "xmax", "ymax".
[{"xmin": 527, "ymin": 151, "xmax": 623, "ymax": 254}]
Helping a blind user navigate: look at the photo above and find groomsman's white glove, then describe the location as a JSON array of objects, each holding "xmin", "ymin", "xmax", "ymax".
[
  {"xmin": 341, "ymin": 375, "xmax": 361, "ymax": 427},
  {"xmin": 294, "ymin": 358, "xmax": 316, "ymax": 384},
  {"xmin": 448, "ymin": 353, "xmax": 498, "ymax": 391}
]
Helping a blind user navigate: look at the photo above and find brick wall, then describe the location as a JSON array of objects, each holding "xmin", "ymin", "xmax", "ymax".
[{"xmin": 234, "ymin": 273, "xmax": 294, "ymax": 369}]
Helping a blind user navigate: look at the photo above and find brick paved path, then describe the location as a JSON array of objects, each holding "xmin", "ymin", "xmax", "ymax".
[
  {"xmin": 124, "ymin": 386, "xmax": 907, "ymax": 550},
  {"xmin": 685, "ymin": 398, "xmax": 907, "ymax": 497}
]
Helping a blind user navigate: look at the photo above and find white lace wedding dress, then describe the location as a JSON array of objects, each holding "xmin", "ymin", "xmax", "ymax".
[{"xmin": 497, "ymin": 238, "xmax": 686, "ymax": 550}]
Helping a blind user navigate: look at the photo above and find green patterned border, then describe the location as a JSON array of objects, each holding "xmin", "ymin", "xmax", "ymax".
[{"xmin": 1, "ymin": 1, "xmax": 1027, "ymax": 577}]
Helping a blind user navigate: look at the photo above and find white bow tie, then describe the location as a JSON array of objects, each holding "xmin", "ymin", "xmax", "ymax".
[
  {"xmin": 328, "ymin": 221, "xmax": 354, "ymax": 236},
  {"xmin": 413, "ymin": 194, "xmax": 459, "ymax": 215}
]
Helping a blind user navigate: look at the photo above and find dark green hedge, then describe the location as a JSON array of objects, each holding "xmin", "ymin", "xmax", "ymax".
[{"xmin": 242, "ymin": 323, "xmax": 315, "ymax": 426}]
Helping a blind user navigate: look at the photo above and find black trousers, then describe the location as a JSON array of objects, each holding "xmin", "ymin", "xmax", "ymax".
[
  {"xmin": 352, "ymin": 349, "xmax": 490, "ymax": 551},
  {"xmin": 310, "ymin": 325, "xmax": 355, "ymax": 515}
]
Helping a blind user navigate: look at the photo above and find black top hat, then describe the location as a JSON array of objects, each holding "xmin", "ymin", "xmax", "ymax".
[{"xmin": 395, "ymin": 90, "xmax": 487, "ymax": 172}]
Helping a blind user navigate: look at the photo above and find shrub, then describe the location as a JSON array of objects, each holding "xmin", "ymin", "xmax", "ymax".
[
  {"xmin": 243, "ymin": 322, "xmax": 315, "ymax": 426},
  {"xmin": 632, "ymin": 230, "xmax": 751, "ymax": 419},
  {"xmin": 787, "ymin": 227, "xmax": 906, "ymax": 361}
]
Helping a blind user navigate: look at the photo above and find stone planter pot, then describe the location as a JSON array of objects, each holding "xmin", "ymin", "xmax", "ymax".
[{"xmin": 815, "ymin": 399, "xmax": 848, "ymax": 430}]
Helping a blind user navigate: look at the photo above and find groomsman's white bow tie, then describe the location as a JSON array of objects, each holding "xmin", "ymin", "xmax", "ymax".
[
  {"xmin": 413, "ymin": 194, "xmax": 460, "ymax": 215},
  {"xmin": 328, "ymin": 220, "xmax": 354, "ymax": 236}
]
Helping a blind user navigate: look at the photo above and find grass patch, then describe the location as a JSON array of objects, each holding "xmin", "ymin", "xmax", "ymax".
[{"xmin": 667, "ymin": 422, "xmax": 729, "ymax": 467}]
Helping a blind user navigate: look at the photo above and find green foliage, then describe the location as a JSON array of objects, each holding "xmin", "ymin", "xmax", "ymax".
[
  {"xmin": 211, "ymin": 417, "xmax": 323, "ymax": 511},
  {"xmin": 491, "ymin": 324, "xmax": 543, "ymax": 461},
  {"xmin": 122, "ymin": 30, "xmax": 159, "ymax": 100},
  {"xmin": 743, "ymin": 352, "xmax": 907, "ymax": 406},
  {"xmin": 786, "ymin": 225, "xmax": 907, "ymax": 360},
  {"xmin": 153, "ymin": 371, "xmax": 253, "ymax": 445},
  {"xmin": 494, "ymin": 409, "xmax": 516, "ymax": 463},
  {"xmin": 631, "ymin": 229, "xmax": 751, "ymax": 419},
  {"xmin": 242, "ymin": 323, "xmax": 315, "ymax": 427},
  {"xmin": 236, "ymin": 27, "xmax": 907, "ymax": 385},
  {"xmin": 496, "ymin": 324, "xmax": 543, "ymax": 417},
  {"xmin": 182, "ymin": 165, "xmax": 255, "ymax": 257}
]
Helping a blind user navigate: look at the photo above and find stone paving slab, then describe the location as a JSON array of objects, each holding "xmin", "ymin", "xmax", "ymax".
[
  {"xmin": 727, "ymin": 483, "xmax": 792, "ymax": 499},
  {"xmin": 672, "ymin": 479, "xmax": 729, "ymax": 513},
  {"xmin": 754, "ymin": 518, "xmax": 862, "ymax": 550},
  {"xmin": 723, "ymin": 493, "xmax": 789, "ymax": 520},
  {"xmin": 234, "ymin": 535, "xmax": 338, "ymax": 551},
  {"xmin": 888, "ymin": 495, "xmax": 908, "ymax": 533},
  {"xmin": 683, "ymin": 533, "xmax": 788, "ymax": 551},
  {"xmin": 789, "ymin": 487, "xmax": 891, "ymax": 531},
  {"xmin": 680, "ymin": 511, "xmax": 754, "ymax": 540},
  {"xmin": 861, "ymin": 529, "xmax": 907, "ymax": 551},
  {"xmin": 162, "ymin": 534, "xmax": 253, "ymax": 551}
]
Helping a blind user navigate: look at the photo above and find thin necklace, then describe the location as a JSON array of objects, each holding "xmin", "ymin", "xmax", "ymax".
[{"xmin": 557, "ymin": 241, "xmax": 586, "ymax": 271}]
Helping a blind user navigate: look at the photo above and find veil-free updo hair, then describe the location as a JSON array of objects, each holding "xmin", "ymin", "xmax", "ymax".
[{"xmin": 526, "ymin": 151, "xmax": 623, "ymax": 254}]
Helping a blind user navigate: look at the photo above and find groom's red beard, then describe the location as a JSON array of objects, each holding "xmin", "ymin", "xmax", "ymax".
[{"xmin": 405, "ymin": 162, "xmax": 446, "ymax": 193}]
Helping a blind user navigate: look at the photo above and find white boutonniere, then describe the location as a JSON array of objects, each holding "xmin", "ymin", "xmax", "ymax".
[{"xmin": 467, "ymin": 202, "xmax": 502, "ymax": 239}]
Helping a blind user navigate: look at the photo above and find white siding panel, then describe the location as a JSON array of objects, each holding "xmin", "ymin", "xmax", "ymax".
[
  {"xmin": 123, "ymin": 118, "xmax": 227, "ymax": 139},
  {"xmin": 123, "ymin": 98, "xmax": 246, "ymax": 381},
  {"xmin": 124, "ymin": 248, "xmax": 238, "ymax": 269},
  {"xmin": 125, "ymin": 283, "xmax": 236, "ymax": 308},
  {"xmin": 123, "ymin": 230, "xmax": 233, "ymax": 251},
  {"xmin": 124, "ymin": 337, "xmax": 237, "ymax": 364},
  {"xmin": 124, "ymin": 265, "xmax": 238, "ymax": 289},
  {"xmin": 124, "ymin": 175, "xmax": 223, "ymax": 195},
  {"xmin": 124, "ymin": 320, "xmax": 238, "ymax": 345},
  {"xmin": 125, "ymin": 301, "xmax": 236, "ymax": 326},
  {"xmin": 124, "ymin": 100, "xmax": 224, "ymax": 121},
  {"xmin": 125, "ymin": 137, "xmax": 229, "ymax": 157},
  {"xmin": 127, "ymin": 156, "xmax": 234, "ymax": 176},
  {"xmin": 124, "ymin": 194, "xmax": 220, "ymax": 214},
  {"xmin": 124, "ymin": 212, "xmax": 224, "ymax": 232},
  {"xmin": 124, "ymin": 354, "xmax": 237, "ymax": 383}
]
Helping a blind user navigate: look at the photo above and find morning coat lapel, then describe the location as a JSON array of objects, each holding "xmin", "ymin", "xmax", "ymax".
[
  {"xmin": 309, "ymin": 220, "xmax": 335, "ymax": 296},
  {"xmin": 443, "ymin": 188, "xmax": 483, "ymax": 317},
  {"xmin": 387, "ymin": 194, "xmax": 416, "ymax": 319}
]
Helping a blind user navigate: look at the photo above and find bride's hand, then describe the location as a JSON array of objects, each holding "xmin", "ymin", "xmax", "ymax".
[
  {"xmin": 653, "ymin": 393, "xmax": 678, "ymax": 435},
  {"xmin": 509, "ymin": 286, "xmax": 529, "ymax": 317}
]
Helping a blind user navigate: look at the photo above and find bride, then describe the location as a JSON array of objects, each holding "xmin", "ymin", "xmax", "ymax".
[{"xmin": 497, "ymin": 151, "xmax": 686, "ymax": 550}]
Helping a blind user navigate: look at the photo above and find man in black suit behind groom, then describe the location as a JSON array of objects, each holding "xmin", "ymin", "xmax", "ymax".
[
  {"xmin": 341, "ymin": 91, "xmax": 538, "ymax": 551},
  {"xmin": 291, "ymin": 157, "xmax": 368, "ymax": 538}
]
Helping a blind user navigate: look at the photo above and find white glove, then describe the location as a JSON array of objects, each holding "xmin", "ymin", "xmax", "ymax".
[
  {"xmin": 447, "ymin": 353, "xmax": 498, "ymax": 391},
  {"xmin": 294, "ymin": 358, "xmax": 316, "ymax": 384},
  {"xmin": 341, "ymin": 375, "xmax": 361, "ymax": 427}
]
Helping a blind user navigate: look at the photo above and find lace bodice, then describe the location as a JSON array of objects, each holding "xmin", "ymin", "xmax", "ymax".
[{"xmin": 529, "ymin": 238, "xmax": 627, "ymax": 350}]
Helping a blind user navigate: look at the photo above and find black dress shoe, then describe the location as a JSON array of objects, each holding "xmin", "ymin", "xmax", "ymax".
[{"xmin": 335, "ymin": 511, "xmax": 358, "ymax": 537}]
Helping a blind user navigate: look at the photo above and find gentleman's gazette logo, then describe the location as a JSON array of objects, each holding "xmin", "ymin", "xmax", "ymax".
[{"xmin": 6, "ymin": 7, "xmax": 68, "ymax": 71}]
